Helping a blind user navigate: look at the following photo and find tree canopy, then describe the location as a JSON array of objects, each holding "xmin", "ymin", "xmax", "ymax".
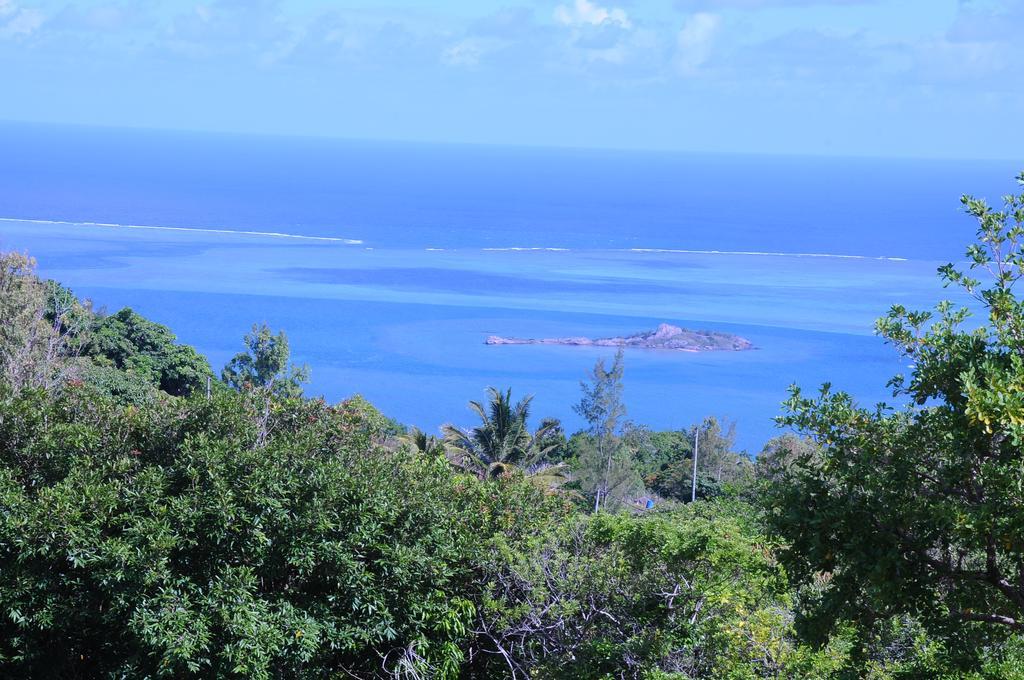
[
  {"xmin": 766, "ymin": 172, "xmax": 1024, "ymax": 661},
  {"xmin": 222, "ymin": 323, "xmax": 309, "ymax": 398},
  {"xmin": 85, "ymin": 307, "xmax": 213, "ymax": 397}
]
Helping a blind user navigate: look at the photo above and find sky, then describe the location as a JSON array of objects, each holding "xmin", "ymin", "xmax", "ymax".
[{"xmin": 1, "ymin": 0, "xmax": 1022, "ymax": 158}]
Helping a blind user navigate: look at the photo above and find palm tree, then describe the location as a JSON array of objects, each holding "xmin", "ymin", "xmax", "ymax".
[
  {"xmin": 443, "ymin": 387, "xmax": 567, "ymax": 490},
  {"xmin": 401, "ymin": 426, "xmax": 446, "ymax": 457}
]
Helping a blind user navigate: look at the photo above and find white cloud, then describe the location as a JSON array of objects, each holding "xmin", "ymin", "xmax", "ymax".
[
  {"xmin": 554, "ymin": 0, "xmax": 632, "ymax": 29},
  {"xmin": 441, "ymin": 37, "xmax": 504, "ymax": 67},
  {"xmin": 675, "ymin": 12, "xmax": 720, "ymax": 74},
  {"xmin": 675, "ymin": 0, "xmax": 873, "ymax": 7},
  {"xmin": 948, "ymin": 0, "xmax": 1024, "ymax": 43},
  {"xmin": 0, "ymin": 0, "xmax": 43, "ymax": 38}
]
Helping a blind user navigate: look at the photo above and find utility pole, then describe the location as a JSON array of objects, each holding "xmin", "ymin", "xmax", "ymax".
[
  {"xmin": 206, "ymin": 376, "xmax": 212, "ymax": 400},
  {"xmin": 594, "ymin": 435, "xmax": 607, "ymax": 513},
  {"xmin": 691, "ymin": 426, "xmax": 699, "ymax": 503}
]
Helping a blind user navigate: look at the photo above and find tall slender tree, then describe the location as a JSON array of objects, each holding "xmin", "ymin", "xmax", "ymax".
[{"xmin": 574, "ymin": 348, "xmax": 628, "ymax": 511}]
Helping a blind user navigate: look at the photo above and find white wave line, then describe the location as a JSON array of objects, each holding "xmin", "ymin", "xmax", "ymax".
[
  {"xmin": 468, "ymin": 245, "xmax": 908, "ymax": 260},
  {"xmin": 625, "ymin": 248, "xmax": 908, "ymax": 261},
  {"xmin": 481, "ymin": 247, "xmax": 571, "ymax": 252},
  {"xmin": 0, "ymin": 217, "xmax": 364, "ymax": 245}
]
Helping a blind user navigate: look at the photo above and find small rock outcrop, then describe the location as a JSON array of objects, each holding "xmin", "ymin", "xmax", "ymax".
[{"xmin": 485, "ymin": 324, "xmax": 754, "ymax": 352}]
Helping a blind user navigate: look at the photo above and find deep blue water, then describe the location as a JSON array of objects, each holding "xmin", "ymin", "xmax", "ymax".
[{"xmin": 0, "ymin": 122, "xmax": 1017, "ymax": 450}]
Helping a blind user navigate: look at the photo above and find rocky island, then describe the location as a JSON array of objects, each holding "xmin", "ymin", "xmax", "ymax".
[{"xmin": 486, "ymin": 323, "xmax": 754, "ymax": 352}]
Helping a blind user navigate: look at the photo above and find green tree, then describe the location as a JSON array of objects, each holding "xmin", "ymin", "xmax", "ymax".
[
  {"xmin": 443, "ymin": 387, "xmax": 566, "ymax": 491},
  {"xmin": 0, "ymin": 250, "xmax": 213, "ymax": 402},
  {"xmin": 75, "ymin": 362, "xmax": 163, "ymax": 407},
  {"xmin": 573, "ymin": 348, "xmax": 629, "ymax": 511},
  {"xmin": 222, "ymin": 323, "xmax": 309, "ymax": 399},
  {"xmin": 472, "ymin": 500, "xmax": 847, "ymax": 678},
  {"xmin": 335, "ymin": 393, "xmax": 407, "ymax": 442},
  {"xmin": 43, "ymin": 279, "xmax": 93, "ymax": 355},
  {"xmin": 627, "ymin": 424, "xmax": 691, "ymax": 477},
  {"xmin": 646, "ymin": 459, "xmax": 722, "ymax": 503},
  {"xmin": 766, "ymin": 173, "xmax": 1024, "ymax": 665},
  {"xmin": 533, "ymin": 417, "xmax": 570, "ymax": 463},
  {"xmin": 646, "ymin": 417, "xmax": 750, "ymax": 503},
  {"xmin": 0, "ymin": 383, "xmax": 556, "ymax": 679},
  {"xmin": 404, "ymin": 426, "xmax": 447, "ymax": 457},
  {"xmin": 572, "ymin": 433, "xmax": 645, "ymax": 512},
  {"xmin": 754, "ymin": 433, "xmax": 819, "ymax": 484},
  {"xmin": 86, "ymin": 307, "xmax": 212, "ymax": 397},
  {"xmin": 0, "ymin": 251, "xmax": 85, "ymax": 393}
]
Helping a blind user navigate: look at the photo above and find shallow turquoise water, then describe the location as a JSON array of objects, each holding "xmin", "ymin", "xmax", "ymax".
[{"xmin": 0, "ymin": 218, "xmax": 953, "ymax": 451}]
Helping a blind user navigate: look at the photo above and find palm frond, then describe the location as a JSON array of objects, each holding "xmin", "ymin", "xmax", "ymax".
[{"xmin": 448, "ymin": 387, "xmax": 559, "ymax": 479}]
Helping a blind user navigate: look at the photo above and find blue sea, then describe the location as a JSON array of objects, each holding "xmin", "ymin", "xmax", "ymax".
[{"xmin": 0, "ymin": 122, "xmax": 1017, "ymax": 451}]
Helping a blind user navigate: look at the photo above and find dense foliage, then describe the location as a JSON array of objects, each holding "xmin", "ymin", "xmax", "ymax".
[
  {"xmin": 85, "ymin": 307, "xmax": 214, "ymax": 397},
  {"xmin": 644, "ymin": 418, "xmax": 752, "ymax": 503},
  {"xmin": 475, "ymin": 500, "xmax": 846, "ymax": 679},
  {"xmin": 0, "ymin": 251, "xmax": 212, "ymax": 402},
  {"xmin": 0, "ymin": 383, "xmax": 560, "ymax": 677},
  {"xmin": 765, "ymin": 174, "xmax": 1024, "ymax": 669}
]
